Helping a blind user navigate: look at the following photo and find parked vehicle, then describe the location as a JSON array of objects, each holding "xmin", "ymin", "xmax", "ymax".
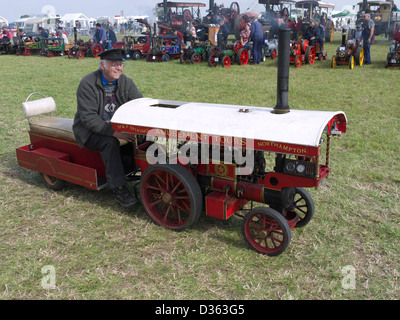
[
  {"xmin": 41, "ymin": 37, "xmax": 66, "ymax": 57},
  {"xmin": 68, "ymin": 39, "xmax": 103, "ymax": 59},
  {"xmin": 234, "ymin": 0, "xmax": 296, "ymax": 40},
  {"xmin": 331, "ymin": 30, "xmax": 364, "ymax": 69},
  {"xmin": 385, "ymin": 40, "xmax": 400, "ymax": 67},
  {"xmin": 208, "ymin": 40, "xmax": 249, "ymax": 68},
  {"xmin": 122, "ymin": 34, "xmax": 151, "ymax": 60},
  {"xmin": 146, "ymin": 34, "xmax": 182, "ymax": 62},
  {"xmin": 295, "ymin": 1, "xmax": 336, "ymax": 42},
  {"xmin": 354, "ymin": 0, "xmax": 400, "ymax": 38},
  {"xmin": 289, "ymin": 39, "xmax": 315, "ymax": 68}
]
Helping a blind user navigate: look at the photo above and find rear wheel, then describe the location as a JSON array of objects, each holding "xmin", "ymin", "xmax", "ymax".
[
  {"xmin": 355, "ymin": 46, "xmax": 364, "ymax": 66},
  {"xmin": 242, "ymin": 207, "xmax": 291, "ymax": 256},
  {"xmin": 41, "ymin": 173, "xmax": 66, "ymax": 191},
  {"xmin": 325, "ymin": 20, "xmax": 335, "ymax": 42},
  {"xmin": 140, "ymin": 164, "xmax": 203, "ymax": 231}
]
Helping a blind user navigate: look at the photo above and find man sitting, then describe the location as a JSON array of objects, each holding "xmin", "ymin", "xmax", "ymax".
[
  {"xmin": 304, "ymin": 21, "xmax": 319, "ymax": 46},
  {"xmin": 73, "ymin": 49, "xmax": 143, "ymax": 207}
]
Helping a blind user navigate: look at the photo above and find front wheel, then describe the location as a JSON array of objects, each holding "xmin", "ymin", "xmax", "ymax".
[
  {"xmin": 305, "ymin": 46, "xmax": 315, "ymax": 64},
  {"xmin": 237, "ymin": 48, "xmax": 249, "ymax": 65},
  {"xmin": 191, "ymin": 53, "xmax": 201, "ymax": 64},
  {"xmin": 161, "ymin": 53, "xmax": 170, "ymax": 62},
  {"xmin": 331, "ymin": 55, "xmax": 337, "ymax": 68},
  {"xmin": 140, "ymin": 164, "xmax": 203, "ymax": 231},
  {"xmin": 295, "ymin": 55, "xmax": 302, "ymax": 68},
  {"xmin": 242, "ymin": 207, "xmax": 291, "ymax": 256},
  {"xmin": 349, "ymin": 55, "xmax": 355, "ymax": 69},
  {"xmin": 132, "ymin": 51, "xmax": 141, "ymax": 60},
  {"xmin": 208, "ymin": 55, "xmax": 218, "ymax": 67}
]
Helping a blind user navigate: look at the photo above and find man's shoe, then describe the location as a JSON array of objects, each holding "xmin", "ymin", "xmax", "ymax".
[{"xmin": 112, "ymin": 186, "xmax": 138, "ymax": 207}]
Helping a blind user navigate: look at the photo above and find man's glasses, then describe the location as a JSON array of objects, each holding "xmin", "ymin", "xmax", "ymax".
[{"xmin": 109, "ymin": 62, "xmax": 124, "ymax": 68}]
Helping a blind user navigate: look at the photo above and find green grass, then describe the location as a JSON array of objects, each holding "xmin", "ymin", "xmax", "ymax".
[{"xmin": 0, "ymin": 32, "xmax": 399, "ymax": 300}]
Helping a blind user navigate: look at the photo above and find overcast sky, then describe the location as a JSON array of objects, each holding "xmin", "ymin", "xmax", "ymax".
[{"xmin": 1, "ymin": 0, "xmax": 367, "ymax": 23}]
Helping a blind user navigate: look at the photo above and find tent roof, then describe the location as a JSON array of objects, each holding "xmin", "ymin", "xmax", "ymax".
[
  {"xmin": 0, "ymin": 16, "xmax": 9, "ymax": 25},
  {"xmin": 332, "ymin": 9, "xmax": 355, "ymax": 18},
  {"xmin": 60, "ymin": 13, "xmax": 90, "ymax": 21}
]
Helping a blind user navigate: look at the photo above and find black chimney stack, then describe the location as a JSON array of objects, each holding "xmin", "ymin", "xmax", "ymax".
[
  {"xmin": 273, "ymin": 28, "xmax": 291, "ymax": 114},
  {"xmin": 163, "ymin": 0, "xmax": 168, "ymax": 21},
  {"xmin": 362, "ymin": 0, "xmax": 368, "ymax": 12},
  {"xmin": 341, "ymin": 29, "xmax": 347, "ymax": 46},
  {"xmin": 74, "ymin": 27, "xmax": 77, "ymax": 45}
]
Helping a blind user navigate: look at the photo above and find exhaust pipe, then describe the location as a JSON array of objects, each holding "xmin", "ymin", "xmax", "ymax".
[
  {"xmin": 362, "ymin": 0, "xmax": 368, "ymax": 12},
  {"xmin": 74, "ymin": 27, "xmax": 77, "ymax": 44},
  {"xmin": 273, "ymin": 28, "xmax": 291, "ymax": 114},
  {"xmin": 342, "ymin": 29, "xmax": 347, "ymax": 46}
]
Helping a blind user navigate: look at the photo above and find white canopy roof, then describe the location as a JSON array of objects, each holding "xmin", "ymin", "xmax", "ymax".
[
  {"xmin": 112, "ymin": 98, "xmax": 347, "ymax": 149},
  {"xmin": 0, "ymin": 16, "xmax": 8, "ymax": 26},
  {"xmin": 60, "ymin": 13, "xmax": 90, "ymax": 28}
]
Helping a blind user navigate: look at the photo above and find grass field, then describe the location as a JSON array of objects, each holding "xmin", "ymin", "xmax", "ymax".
[{"xmin": 0, "ymin": 32, "xmax": 399, "ymax": 301}]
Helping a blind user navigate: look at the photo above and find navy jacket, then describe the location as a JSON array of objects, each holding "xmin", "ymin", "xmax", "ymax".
[{"xmin": 250, "ymin": 20, "xmax": 263, "ymax": 40}]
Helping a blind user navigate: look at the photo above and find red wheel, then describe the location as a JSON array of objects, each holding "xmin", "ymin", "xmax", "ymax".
[
  {"xmin": 191, "ymin": 53, "xmax": 201, "ymax": 64},
  {"xmin": 91, "ymin": 44, "xmax": 103, "ymax": 58},
  {"xmin": 221, "ymin": 55, "xmax": 231, "ymax": 68},
  {"xmin": 25, "ymin": 50, "xmax": 31, "ymax": 56},
  {"xmin": 140, "ymin": 164, "xmax": 202, "ymax": 231},
  {"xmin": 208, "ymin": 55, "xmax": 218, "ymax": 67},
  {"xmin": 301, "ymin": 39, "xmax": 309, "ymax": 52},
  {"xmin": 242, "ymin": 207, "xmax": 291, "ymax": 256},
  {"xmin": 305, "ymin": 46, "xmax": 315, "ymax": 64},
  {"xmin": 230, "ymin": 2, "xmax": 240, "ymax": 20},
  {"xmin": 295, "ymin": 55, "xmax": 302, "ymax": 68},
  {"xmin": 77, "ymin": 50, "xmax": 84, "ymax": 59},
  {"xmin": 237, "ymin": 48, "xmax": 249, "ymax": 65},
  {"xmin": 180, "ymin": 52, "xmax": 189, "ymax": 64},
  {"xmin": 271, "ymin": 49, "xmax": 277, "ymax": 60},
  {"xmin": 68, "ymin": 50, "xmax": 75, "ymax": 59},
  {"xmin": 48, "ymin": 51, "xmax": 54, "ymax": 58},
  {"xmin": 233, "ymin": 40, "xmax": 242, "ymax": 54}
]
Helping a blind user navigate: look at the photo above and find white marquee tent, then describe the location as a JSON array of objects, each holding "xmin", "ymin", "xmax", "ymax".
[
  {"xmin": 60, "ymin": 13, "xmax": 91, "ymax": 33},
  {"xmin": 0, "ymin": 16, "xmax": 8, "ymax": 27}
]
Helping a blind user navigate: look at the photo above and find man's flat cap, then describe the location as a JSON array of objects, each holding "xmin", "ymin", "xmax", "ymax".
[{"xmin": 99, "ymin": 48, "xmax": 125, "ymax": 61}]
